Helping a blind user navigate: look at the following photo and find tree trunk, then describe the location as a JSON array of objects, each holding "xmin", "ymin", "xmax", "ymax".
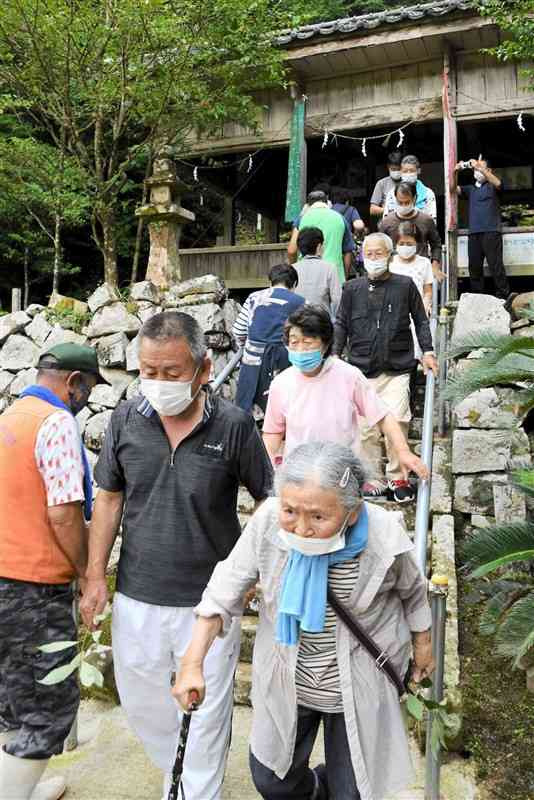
[
  {"xmin": 131, "ymin": 151, "xmax": 152, "ymax": 286},
  {"xmin": 52, "ymin": 213, "xmax": 61, "ymax": 296},
  {"xmin": 23, "ymin": 246, "xmax": 30, "ymax": 308},
  {"xmin": 99, "ymin": 207, "xmax": 118, "ymax": 287}
]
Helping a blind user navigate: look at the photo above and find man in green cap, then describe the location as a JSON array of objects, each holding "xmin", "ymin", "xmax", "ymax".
[{"xmin": 0, "ymin": 343, "xmax": 105, "ymax": 800}]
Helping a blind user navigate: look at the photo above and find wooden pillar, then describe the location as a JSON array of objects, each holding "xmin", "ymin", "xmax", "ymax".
[
  {"xmin": 285, "ymin": 87, "xmax": 307, "ymax": 223},
  {"xmin": 443, "ymin": 46, "xmax": 458, "ymax": 300}
]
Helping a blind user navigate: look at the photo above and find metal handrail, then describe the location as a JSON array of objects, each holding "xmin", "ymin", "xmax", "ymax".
[
  {"xmin": 413, "ymin": 278, "xmax": 449, "ymax": 800},
  {"xmin": 210, "ymin": 346, "xmax": 243, "ymax": 394},
  {"xmin": 414, "ymin": 279, "xmax": 438, "ymax": 575}
]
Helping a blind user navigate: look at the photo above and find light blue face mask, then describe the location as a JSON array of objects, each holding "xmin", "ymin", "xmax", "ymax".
[{"xmin": 288, "ymin": 348, "xmax": 323, "ymax": 373}]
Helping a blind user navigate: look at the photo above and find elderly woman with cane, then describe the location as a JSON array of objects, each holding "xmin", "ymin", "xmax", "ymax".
[{"xmin": 173, "ymin": 442, "xmax": 434, "ymax": 800}]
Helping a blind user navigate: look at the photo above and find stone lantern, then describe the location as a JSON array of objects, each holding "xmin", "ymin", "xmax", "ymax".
[{"xmin": 135, "ymin": 157, "xmax": 195, "ymax": 288}]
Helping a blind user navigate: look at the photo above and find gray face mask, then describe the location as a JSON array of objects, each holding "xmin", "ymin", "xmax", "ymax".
[{"xmin": 402, "ymin": 174, "xmax": 418, "ymax": 185}]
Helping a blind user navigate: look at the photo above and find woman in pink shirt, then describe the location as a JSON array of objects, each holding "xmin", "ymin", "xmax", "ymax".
[{"xmin": 262, "ymin": 305, "xmax": 428, "ymax": 497}]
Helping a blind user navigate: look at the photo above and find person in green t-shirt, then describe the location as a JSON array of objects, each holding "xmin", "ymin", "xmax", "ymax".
[{"xmin": 287, "ymin": 189, "xmax": 355, "ymax": 284}]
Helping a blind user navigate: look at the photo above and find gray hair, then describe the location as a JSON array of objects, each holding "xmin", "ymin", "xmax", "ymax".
[
  {"xmin": 139, "ymin": 311, "xmax": 207, "ymax": 366},
  {"xmin": 363, "ymin": 232, "xmax": 394, "ymax": 254},
  {"xmin": 274, "ymin": 441, "xmax": 366, "ymax": 511},
  {"xmin": 401, "ymin": 154, "xmax": 420, "ymax": 170}
]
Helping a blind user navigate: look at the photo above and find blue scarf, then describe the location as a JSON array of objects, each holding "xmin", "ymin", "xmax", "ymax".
[
  {"xmin": 276, "ymin": 504, "xmax": 369, "ymax": 646},
  {"xmin": 20, "ymin": 385, "xmax": 93, "ymax": 521},
  {"xmin": 415, "ymin": 179, "xmax": 429, "ymax": 211}
]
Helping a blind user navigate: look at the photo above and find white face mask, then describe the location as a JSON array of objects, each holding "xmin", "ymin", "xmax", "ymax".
[
  {"xmin": 474, "ymin": 170, "xmax": 486, "ymax": 184},
  {"xmin": 389, "ymin": 170, "xmax": 402, "ymax": 181},
  {"xmin": 402, "ymin": 173, "xmax": 418, "ymax": 185},
  {"xmin": 140, "ymin": 367, "xmax": 200, "ymax": 416},
  {"xmin": 364, "ymin": 258, "xmax": 388, "ymax": 279},
  {"xmin": 397, "ymin": 244, "xmax": 417, "ymax": 260},
  {"xmin": 278, "ymin": 514, "xmax": 350, "ymax": 557},
  {"xmin": 396, "ymin": 203, "xmax": 415, "ymax": 217}
]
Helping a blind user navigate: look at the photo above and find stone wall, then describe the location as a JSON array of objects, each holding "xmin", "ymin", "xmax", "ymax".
[
  {"xmin": 0, "ymin": 275, "xmax": 243, "ymax": 469},
  {"xmin": 449, "ymin": 293, "xmax": 532, "ymax": 529}
]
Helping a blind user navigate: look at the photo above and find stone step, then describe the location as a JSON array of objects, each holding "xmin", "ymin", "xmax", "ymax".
[
  {"xmin": 234, "ymin": 662, "xmax": 252, "ymax": 707},
  {"xmin": 240, "ymin": 616, "xmax": 258, "ymax": 664}
]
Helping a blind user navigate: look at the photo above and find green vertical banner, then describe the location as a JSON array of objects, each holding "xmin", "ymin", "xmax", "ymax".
[{"xmin": 285, "ymin": 98, "xmax": 306, "ymax": 224}]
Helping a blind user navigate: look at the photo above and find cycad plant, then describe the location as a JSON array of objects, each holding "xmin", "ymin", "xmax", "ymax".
[{"xmin": 444, "ymin": 304, "xmax": 534, "ymax": 668}]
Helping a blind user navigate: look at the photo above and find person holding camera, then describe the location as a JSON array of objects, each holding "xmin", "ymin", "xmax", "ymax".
[{"xmin": 452, "ymin": 158, "xmax": 512, "ymax": 301}]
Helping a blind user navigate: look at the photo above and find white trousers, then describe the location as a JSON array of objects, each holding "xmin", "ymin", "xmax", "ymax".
[
  {"xmin": 112, "ymin": 592, "xmax": 241, "ymax": 800},
  {"xmin": 360, "ymin": 372, "xmax": 412, "ymax": 483}
]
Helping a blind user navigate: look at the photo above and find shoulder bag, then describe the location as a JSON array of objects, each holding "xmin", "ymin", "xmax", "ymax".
[{"xmin": 327, "ymin": 586, "xmax": 409, "ymax": 697}]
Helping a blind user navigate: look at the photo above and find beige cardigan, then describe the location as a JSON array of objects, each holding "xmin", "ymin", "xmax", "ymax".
[{"xmin": 196, "ymin": 498, "xmax": 431, "ymax": 800}]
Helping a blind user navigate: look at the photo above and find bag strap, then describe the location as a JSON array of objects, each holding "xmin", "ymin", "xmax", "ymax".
[{"xmin": 327, "ymin": 586, "xmax": 406, "ymax": 697}]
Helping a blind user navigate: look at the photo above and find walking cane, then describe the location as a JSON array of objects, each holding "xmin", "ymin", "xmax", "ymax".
[{"xmin": 167, "ymin": 690, "xmax": 199, "ymax": 800}]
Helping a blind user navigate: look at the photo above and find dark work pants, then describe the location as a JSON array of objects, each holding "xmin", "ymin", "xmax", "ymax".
[
  {"xmin": 0, "ymin": 578, "xmax": 79, "ymax": 759},
  {"xmin": 250, "ymin": 705, "xmax": 360, "ymax": 800},
  {"xmin": 468, "ymin": 231, "xmax": 510, "ymax": 299}
]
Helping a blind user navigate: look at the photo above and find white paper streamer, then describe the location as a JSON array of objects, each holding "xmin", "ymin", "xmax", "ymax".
[
  {"xmin": 193, "ymin": 166, "xmax": 198, "ymax": 182},
  {"xmin": 518, "ymin": 112, "xmax": 525, "ymax": 132},
  {"xmin": 322, "ymin": 129, "xmax": 329, "ymax": 149},
  {"xmin": 361, "ymin": 138, "xmax": 367, "ymax": 157},
  {"xmin": 247, "ymin": 154, "xmax": 253, "ymax": 173},
  {"xmin": 397, "ymin": 128, "xmax": 405, "ymax": 147},
  {"xmin": 200, "ymin": 194, "xmax": 204, "ymax": 206}
]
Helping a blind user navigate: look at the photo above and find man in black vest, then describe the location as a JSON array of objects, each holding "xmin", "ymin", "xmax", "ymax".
[{"xmin": 333, "ymin": 232, "xmax": 437, "ymax": 503}]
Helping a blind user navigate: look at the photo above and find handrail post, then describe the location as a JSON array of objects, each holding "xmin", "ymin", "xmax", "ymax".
[
  {"xmin": 414, "ymin": 280, "xmax": 437, "ymax": 575},
  {"xmin": 425, "ymin": 575, "xmax": 449, "ymax": 800},
  {"xmin": 210, "ymin": 346, "xmax": 244, "ymax": 394},
  {"xmin": 437, "ymin": 308, "xmax": 450, "ymax": 438},
  {"xmin": 414, "ymin": 370, "xmax": 435, "ymax": 575}
]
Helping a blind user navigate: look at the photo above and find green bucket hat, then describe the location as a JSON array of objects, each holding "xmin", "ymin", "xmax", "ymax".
[{"xmin": 39, "ymin": 343, "xmax": 109, "ymax": 384}]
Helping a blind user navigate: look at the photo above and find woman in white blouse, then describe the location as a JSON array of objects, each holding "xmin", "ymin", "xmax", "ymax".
[{"xmin": 172, "ymin": 442, "xmax": 434, "ymax": 800}]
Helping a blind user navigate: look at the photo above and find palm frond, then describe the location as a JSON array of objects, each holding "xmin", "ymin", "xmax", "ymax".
[
  {"xmin": 447, "ymin": 331, "xmax": 513, "ymax": 359},
  {"xmin": 462, "ymin": 523, "xmax": 534, "ymax": 578},
  {"xmin": 495, "ymin": 591, "xmax": 534, "ymax": 664},
  {"xmin": 512, "ymin": 469, "xmax": 534, "ymax": 498},
  {"xmin": 479, "ymin": 589, "xmax": 517, "ymax": 636},
  {"xmin": 444, "ymin": 370, "xmax": 533, "ymax": 405},
  {"xmin": 447, "ymin": 332, "xmax": 534, "ymax": 362},
  {"xmin": 516, "ymin": 305, "xmax": 534, "ymax": 322}
]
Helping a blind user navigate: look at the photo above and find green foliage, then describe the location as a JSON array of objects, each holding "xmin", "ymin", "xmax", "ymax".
[
  {"xmin": 477, "ymin": 1, "xmax": 534, "ymax": 89},
  {"xmin": 44, "ymin": 307, "xmax": 90, "ymax": 334},
  {"xmin": 291, "ymin": 0, "xmax": 406, "ymax": 25},
  {"xmin": 444, "ymin": 309, "xmax": 534, "ymax": 417},
  {"xmin": 38, "ymin": 603, "xmax": 113, "ymax": 690},
  {"xmin": 446, "ymin": 314, "xmax": 534, "ymax": 666},
  {"xmin": 0, "ymin": 0, "xmax": 295, "ymax": 285}
]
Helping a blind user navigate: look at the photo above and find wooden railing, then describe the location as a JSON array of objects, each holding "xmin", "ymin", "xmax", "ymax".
[{"xmin": 178, "ymin": 243, "xmax": 287, "ymax": 288}]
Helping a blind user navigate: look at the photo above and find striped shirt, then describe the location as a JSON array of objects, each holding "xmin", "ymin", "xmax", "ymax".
[{"xmin": 296, "ymin": 558, "xmax": 360, "ymax": 712}]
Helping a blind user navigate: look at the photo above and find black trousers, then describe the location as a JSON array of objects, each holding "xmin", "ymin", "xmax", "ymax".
[
  {"xmin": 467, "ymin": 231, "xmax": 509, "ymax": 299},
  {"xmin": 250, "ymin": 705, "xmax": 360, "ymax": 800},
  {"xmin": 0, "ymin": 578, "xmax": 79, "ymax": 759}
]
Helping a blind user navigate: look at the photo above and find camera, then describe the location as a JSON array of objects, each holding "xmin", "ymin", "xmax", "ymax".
[{"xmin": 458, "ymin": 159, "xmax": 475, "ymax": 170}]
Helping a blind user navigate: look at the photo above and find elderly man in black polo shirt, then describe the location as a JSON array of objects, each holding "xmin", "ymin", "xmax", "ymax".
[{"xmin": 80, "ymin": 312, "xmax": 272, "ymax": 800}]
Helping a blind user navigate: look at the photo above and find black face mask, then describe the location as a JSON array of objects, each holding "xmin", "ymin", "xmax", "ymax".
[{"xmin": 68, "ymin": 379, "xmax": 92, "ymax": 416}]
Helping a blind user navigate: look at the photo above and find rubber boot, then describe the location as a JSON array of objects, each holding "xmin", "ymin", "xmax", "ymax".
[{"xmin": 0, "ymin": 749, "xmax": 66, "ymax": 800}]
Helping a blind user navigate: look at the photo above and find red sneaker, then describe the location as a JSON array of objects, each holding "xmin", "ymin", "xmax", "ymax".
[{"xmin": 388, "ymin": 480, "xmax": 415, "ymax": 503}]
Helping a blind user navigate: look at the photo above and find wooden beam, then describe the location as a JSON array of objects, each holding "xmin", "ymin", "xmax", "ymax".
[{"xmin": 305, "ymin": 97, "xmax": 442, "ymax": 136}]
